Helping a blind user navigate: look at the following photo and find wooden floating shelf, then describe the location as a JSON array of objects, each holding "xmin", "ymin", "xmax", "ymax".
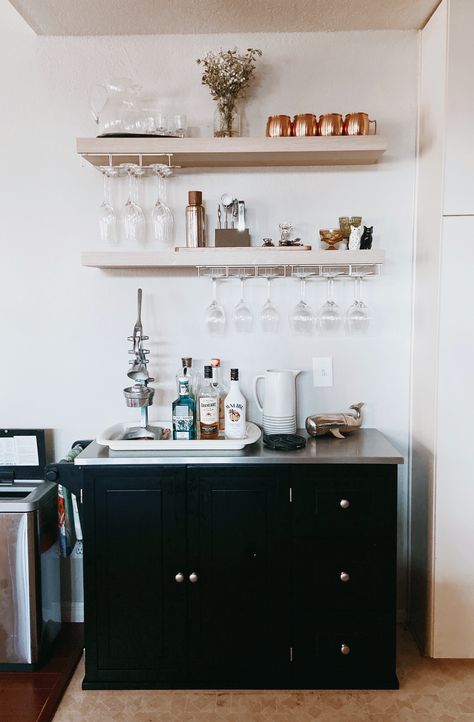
[
  {"xmin": 77, "ymin": 136, "xmax": 387, "ymax": 169},
  {"xmin": 81, "ymin": 249, "xmax": 385, "ymax": 269}
]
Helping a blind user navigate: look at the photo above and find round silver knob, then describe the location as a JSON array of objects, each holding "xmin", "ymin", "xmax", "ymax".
[
  {"xmin": 340, "ymin": 571, "xmax": 350, "ymax": 583},
  {"xmin": 189, "ymin": 572, "xmax": 199, "ymax": 583},
  {"xmin": 341, "ymin": 644, "xmax": 351, "ymax": 655},
  {"xmin": 175, "ymin": 572, "xmax": 184, "ymax": 583},
  {"xmin": 339, "ymin": 499, "xmax": 350, "ymax": 509}
]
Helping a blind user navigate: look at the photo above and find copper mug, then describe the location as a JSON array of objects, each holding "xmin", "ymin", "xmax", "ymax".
[
  {"xmin": 266, "ymin": 115, "xmax": 293, "ymax": 137},
  {"xmin": 292, "ymin": 113, "xmax": 318, "ymax": 136},
  {"xmin": 344, "ymin": 112, "xmax": 377, "ymax": 135},
  {"xmin": 318, "ymin": 113, "xmax": 344, "ymax": 136}
]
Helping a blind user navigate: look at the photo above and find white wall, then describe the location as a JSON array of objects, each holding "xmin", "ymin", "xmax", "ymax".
[{"xmin": 0, "ymin": 2, "xmax": 417, "ymax": 614}]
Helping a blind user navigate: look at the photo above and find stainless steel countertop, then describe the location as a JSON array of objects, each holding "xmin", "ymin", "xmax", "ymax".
[{"xmin": 75, "ymin": 428, "xmax": 404, "ymax": 466}]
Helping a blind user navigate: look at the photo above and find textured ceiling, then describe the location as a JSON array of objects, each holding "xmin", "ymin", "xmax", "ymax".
[{"xmin": 9, "ymin": 0, "xmax": 440, "ymax": 35}]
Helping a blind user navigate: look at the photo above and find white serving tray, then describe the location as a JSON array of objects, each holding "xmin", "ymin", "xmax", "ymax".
[{"xmin": 96, "ymin": 420, "xmax": 261, "ymax": 451}]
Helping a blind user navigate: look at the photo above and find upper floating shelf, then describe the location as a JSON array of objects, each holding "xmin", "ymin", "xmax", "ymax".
[
  {"xmin": 77, "ymin": 136, "xmax": 387, "ymax": 169},
  {"xmin": 81, "ymin": 249, "xmax": 385, "ymax": 269}
]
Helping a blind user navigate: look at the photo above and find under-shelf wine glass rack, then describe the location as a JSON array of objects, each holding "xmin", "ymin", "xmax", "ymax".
[{"xmin": 196, "ymin": 264, "xmax": 380, "ymax": 279}]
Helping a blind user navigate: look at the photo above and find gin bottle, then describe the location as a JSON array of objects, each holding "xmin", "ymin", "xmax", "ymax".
[
  {"xmin": 198, "ymin": 365, "xmax": 219, "ymax": 440},
  {"xmin": 176, "ymin": 356, "xmax": 195, "ymax": 397},
  {"xmin": 224, "ymin": 368, "xmax": 247, "ymax": 439},
  {"xmin": 172, "ymin": 377, "xmax": 196, "ymax": 440}
]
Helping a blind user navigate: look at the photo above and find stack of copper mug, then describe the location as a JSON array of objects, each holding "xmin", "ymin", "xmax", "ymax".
[{"xmin": 266, "ymin": 113, "xmax": 377, "ymax": 137}]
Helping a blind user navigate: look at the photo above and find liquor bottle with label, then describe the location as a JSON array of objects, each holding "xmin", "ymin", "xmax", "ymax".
[
  {"xmin": 224, "ymin": 368, "xmax": 247, "ymax": 439},
  {"xmin": 176, "ymin": 357, "xmax": 195, "ymax": 397},
  {"xmin": 172, "ymin": 377, "xmax": 196, "ymax": 440},
  {"xmin": 198, "ymin": 365, "xmax": 219, "ymax": 440},
  {"xmin": 211, "ymin": 357, "xmax": 226, "ymax": 437}
]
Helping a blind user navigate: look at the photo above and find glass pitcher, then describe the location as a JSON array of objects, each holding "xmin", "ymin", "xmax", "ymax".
[{"xmin": 89, "ymin": 78, "xmax": 145, "ymax": 136}]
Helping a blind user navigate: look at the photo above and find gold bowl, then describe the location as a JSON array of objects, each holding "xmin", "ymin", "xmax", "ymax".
[{"xmin": 319, "ymin": 228, "xmax": 344, "ymax": 250}]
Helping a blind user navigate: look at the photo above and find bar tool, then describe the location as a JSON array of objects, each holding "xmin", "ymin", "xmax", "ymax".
[
  {"xmin": 220, "ymin": 193, "xmax": 234, "ymax": 229},
  {"xmin": 237, "ymin": 200, "xmax": 246, "ymax": 232},
  {"xmin": 122, "ymin": 288, "xmax": 162, "ymax": 441}
]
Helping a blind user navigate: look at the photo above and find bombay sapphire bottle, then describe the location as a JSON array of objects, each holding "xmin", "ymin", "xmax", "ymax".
[{"xmin": 172, "ymin": 377, "xmax": 196, "ymax": 440}]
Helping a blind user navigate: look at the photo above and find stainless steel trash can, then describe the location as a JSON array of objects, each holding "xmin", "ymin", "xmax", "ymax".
[{"xmin": 0, "ymin": 428, "xmax": 61, "ymax": 670}]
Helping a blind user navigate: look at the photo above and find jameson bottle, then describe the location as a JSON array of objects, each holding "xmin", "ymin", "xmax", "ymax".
[
  {"xmin": 172, "ymin": 377, "xmax": 196, "ymax": 440},
  {"xmin": 224, "ymin": 368, "xmax": 247, "ymax": 439},
  {"xmin": 211, "ymin": 357, "xmax": 226, "ymax": 436},
  {"xmin": 198, "ymin": 365, "xmax": 219, "ymax": 440}
]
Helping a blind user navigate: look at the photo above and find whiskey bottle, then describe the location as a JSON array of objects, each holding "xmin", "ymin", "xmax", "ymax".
[
  {"xmin": 198, "ymin": 365, "xmax": 219, "ymax": 440},
  {"xmin": 211, "ymin": 357, "xmax": 226, "ymax": 437},
  {"xmin": 224, "ymin": 368, "xmax": 247, "ymax": 439},
  {"xmin": 172, "ymin": 377, "xmax": 196, "ymax": 440}
]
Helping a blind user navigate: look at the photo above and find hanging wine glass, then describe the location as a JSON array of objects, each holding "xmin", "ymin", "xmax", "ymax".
[
  {"xmin": 232, "ymin": 271, "xmax": 253, "ymax": 332},
  {"xmin": 123, "ymin": 163, "xmax": 146, "ymax": 244},
  {"xmin": 318, "ymin": 271, "xmax": 343, "ymax": 333},
  {"xmin": 260, "ymin": 270, "xmax": 280, "ymax": 333},
  {"xmin": 346, "ymin": 272, "xmax": 371, "ymax": 334},
  {"xmin": 98, "ymin": 165, "xmax": 118, "ymax": 244},
  {"xmin": 150, "ymin": 164, "xmax": 174, "ymax": 245},
  {"xmin": 204, "ymin": 273, "xmax": 226, "ymax": 334},
  {"xmin": 289, "ymin": 272, "xmax": 315, "ymax": 334}
]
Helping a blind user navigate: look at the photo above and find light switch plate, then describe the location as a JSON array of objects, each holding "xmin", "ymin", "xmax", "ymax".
[{"xmin": 312, "ymin": 357, "xmax": 333, "ymax": 387}]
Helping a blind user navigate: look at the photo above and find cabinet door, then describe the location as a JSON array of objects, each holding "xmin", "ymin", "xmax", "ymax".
[
  {"xmin": 85, "ymin": 468, "xmax": 187, "ymax": 684},
  {"xmin": 187, "ymin": 465, "xmax": 291, "ymax": 684},
  {"xmin": 291, "ymin": 464, "xmax": 398, "ymax": 688},
  {"xmin": 444, "ymin": 0, "xmax": 474, "ymax": 214},
  {"xmin": 434, "ymin": 217, "xmax": 474, "ymax": 656}
]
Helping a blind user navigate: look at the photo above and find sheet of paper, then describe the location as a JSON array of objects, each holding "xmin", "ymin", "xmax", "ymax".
[{"xmin": 0, "ymin": 436, "xmax": 39, "ymax": 466}]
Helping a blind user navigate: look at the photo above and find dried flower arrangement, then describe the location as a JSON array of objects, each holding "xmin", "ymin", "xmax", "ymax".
[{"xmin": 197, "ymin": 47, "xmax": 263, "ymax": 137}]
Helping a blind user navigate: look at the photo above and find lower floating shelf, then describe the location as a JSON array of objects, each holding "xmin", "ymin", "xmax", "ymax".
[{"xmin": 81, "ymin": 249, "xmax": 385, "ymax": 269}]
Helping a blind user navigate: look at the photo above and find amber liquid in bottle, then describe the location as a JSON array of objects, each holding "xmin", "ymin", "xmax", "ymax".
[{"xmin": 198, "ymin": 365, "xmax": 219, "ymax": 440}]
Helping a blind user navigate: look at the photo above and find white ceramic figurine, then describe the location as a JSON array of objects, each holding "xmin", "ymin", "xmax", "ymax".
[{"xmin": 348, "ymin": 224, "xmax": 364, "ymax": 250}]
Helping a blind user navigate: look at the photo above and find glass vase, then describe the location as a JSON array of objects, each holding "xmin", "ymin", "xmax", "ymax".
[{"xmin": 214, "ymin": 104, "xmax": 241, "ymax": 138}]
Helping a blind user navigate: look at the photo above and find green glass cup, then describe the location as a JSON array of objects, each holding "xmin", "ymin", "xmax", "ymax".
[{"xmin": 339, "ymin": 216, "xmax": 362, "ymax": 239}]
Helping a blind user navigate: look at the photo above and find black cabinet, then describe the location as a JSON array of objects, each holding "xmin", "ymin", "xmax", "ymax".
[
  {"xmin": 187, "ymin": 466, "xmax": 291, "ymax": 684},
  {"xmin": 73, "ymin": 462, "xmax": 398, "ymax": 690},
  {"xmin": 291, "ymin": 464, "xmax": 398, "ymax": 688},
  {"xmin": 83, "ymin": 468, "xmax": 187, "ymax": 685}
]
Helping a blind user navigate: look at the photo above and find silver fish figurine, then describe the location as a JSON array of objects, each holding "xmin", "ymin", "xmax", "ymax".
[{"xmin": 305, "ymin": 402, "xmax": 364, "ymax": 439}]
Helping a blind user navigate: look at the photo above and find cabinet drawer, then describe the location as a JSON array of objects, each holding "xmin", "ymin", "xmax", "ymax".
[
  {"xmin": 293, "ymin": 620, "xmax": 397, "ymax": 688},
  {"xmin": 312, "ymin": 545, "xmax": 395, "ymax": 615},
  {"xmin": 292, "ymin": 465, "xmax": 397, "ymax": 538}
]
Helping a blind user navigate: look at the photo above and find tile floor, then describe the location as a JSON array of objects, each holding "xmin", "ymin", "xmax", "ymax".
[{"xmin": 53, "ymin": 628, "xmax": 474, "ymax": 721}]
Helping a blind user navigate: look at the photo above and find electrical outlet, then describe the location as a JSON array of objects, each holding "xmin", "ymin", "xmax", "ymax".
[{"xmin": 312, "ymin": 357, "xmax": 333, "ymax": 387}]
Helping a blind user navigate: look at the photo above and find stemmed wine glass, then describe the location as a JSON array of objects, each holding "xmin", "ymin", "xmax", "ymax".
[
  {"xmin": 150, "ymin": 164, "xmax": 174, "ymax": 244},
  {"xmin": 289, "ymin": 271, "xmax": 315, "ymax": 334},
  {"xmin": 232, "ymin": 270, "xmax": 253, "ymax": 332},
  {"xmin": 260, "ymin": 273, "xmax": 280, "ymax": 333},
  {"xmin": 318, "ymin": 271, "xmax": 343, "ymax": 333},
  {"xmin": 346, "ymin": 271, "xmax": 371, "ymax": 334},
  {"xmin": 204, "ymin": 272, "xmax": 226, "ymax": 334},
  {"xmin": 123, "ymin": 164, "xmax": 146, "ymax": 244},
  {"xmin": 98, "ymin": 166, "xmax": 118, "ymax": 244}
]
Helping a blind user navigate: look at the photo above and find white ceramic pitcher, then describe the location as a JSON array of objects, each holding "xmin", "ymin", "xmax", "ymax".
[{"xmin": 253, "ymin": 369, "xmax": 301, "ymax": 433}]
